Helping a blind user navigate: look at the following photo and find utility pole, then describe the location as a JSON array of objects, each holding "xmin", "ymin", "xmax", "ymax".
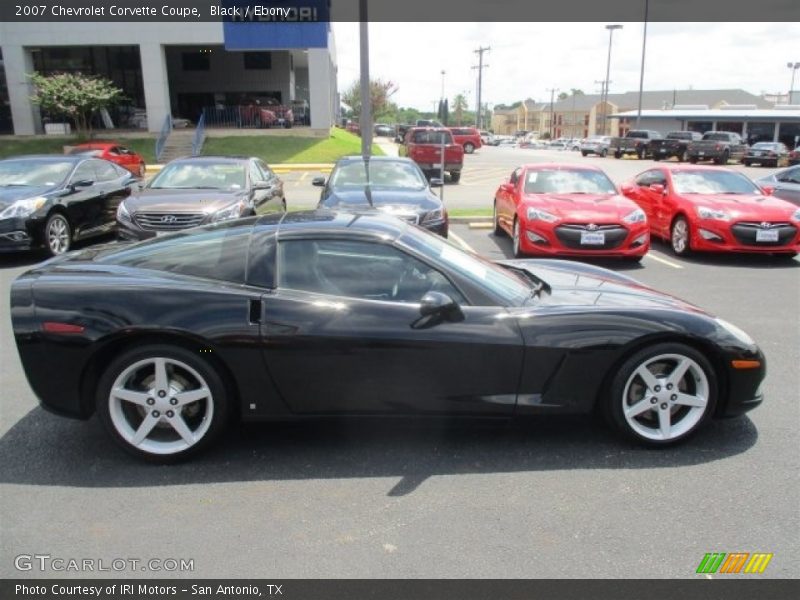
[
  {"xmin": 594, "ymin": 79, "xmax": 608, "ymax": 135},
  {"xmin": 635, "ymin": 0, "xmax": 649, "ymax": 128},
  {"xmin": 472, "ymin": 46, "xmax": 490, "ymax": 129},
  {"xmin": 547, "ymin": 87, "xmax": 559, "ymax": 139}
]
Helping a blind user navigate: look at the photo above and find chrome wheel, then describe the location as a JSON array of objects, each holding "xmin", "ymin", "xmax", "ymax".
[
  {"xmin": 45, "ymin": 214, "xmax": 71, "ymax": 255},
  {"xmin": 621, "ymin": 353, "xmax": 710, "ymax": 442},
  {"xmin": 107, "ymin": 356, "xmax": 214, "ymax": 456},
  {"xmin": 671, "ymin": 217, "xmax": 690, "ymax": 255}
]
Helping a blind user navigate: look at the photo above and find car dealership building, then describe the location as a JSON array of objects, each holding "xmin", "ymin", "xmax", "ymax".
[{"xmin": 0, "ymin": 19, "xmax": 338, "ymax": 135}]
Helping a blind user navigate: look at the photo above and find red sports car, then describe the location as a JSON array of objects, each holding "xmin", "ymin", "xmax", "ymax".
[
  {"xmin": 620, "ymin": 165, "xmax": 800, "ymax": 257},
  {"xmin": 493, "ymin": 164, "xmax": 650, "ymax": 261},
  {"xmin": 68, "ymin": 142, "xmax": 146, "ymax": 178}
]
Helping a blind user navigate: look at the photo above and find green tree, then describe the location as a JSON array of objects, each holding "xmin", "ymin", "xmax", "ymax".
[
  {"xmin": 29, "ymin": 72, "xmax": 124, "ymax": 136},
  {"xmin": 452, "ymin": 94, "xmax": 468, "ymax": 125},
  {"xmin": 341, "ymin": 78, "xmax": 399, "ymax": 120},
  {"xmin": 558, "ymin": 92, "xmax": 569, "ymax": 101}
]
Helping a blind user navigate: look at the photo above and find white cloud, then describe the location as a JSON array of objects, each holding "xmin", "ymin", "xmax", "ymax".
[{"xmin": 332, "ymin": 22, "xmax": 800, "ymax": 109}]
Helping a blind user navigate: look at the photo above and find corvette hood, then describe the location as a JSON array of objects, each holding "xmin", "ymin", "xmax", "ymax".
[
  {"xmin": 683, "ymin": 193, "xmax": 797, "ymax": 219},
  {"xmin": 523, "ymin": 193, "xmax": 638, "ymax": 222},
  {"xmin": 125, "ymin": 188, "xmax": 245, "ymax": 213},
  {"xmin": 500, "ymin": 259, "xmax": 702, "ymax": 312}
]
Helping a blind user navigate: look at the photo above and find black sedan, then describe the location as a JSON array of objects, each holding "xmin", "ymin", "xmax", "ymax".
[
  {"xmin": 117, "ymin": 156, "xmax": 285, "ymax": 240},
  {"xmin": 11, "ymin": 211, "xmax": 765, "ymax": 462},
  {"xmin": 313, "ymin": 156, "xmax": 448, "ymax": 236},
  {"xmin": 742, "ymin": 142, "xmax": 790, "ymax": 167},
  {"xmin": 0, "ymin": 155, "xmax": 135, "ymax": 255}
]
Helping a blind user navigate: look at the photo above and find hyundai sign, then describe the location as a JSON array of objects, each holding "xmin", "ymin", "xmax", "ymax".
[{"xmin": 222, "ymin": 1, "xmax": 330, "ymax": 50}]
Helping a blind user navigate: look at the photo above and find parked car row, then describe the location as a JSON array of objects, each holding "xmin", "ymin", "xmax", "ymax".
[
  {"xmin": 493, "ymin": 163, "xmax": 800, "ymax": 260},
  {"xmin": 0, "ymin": 153, "xmax": 287, "ymax": 256}
]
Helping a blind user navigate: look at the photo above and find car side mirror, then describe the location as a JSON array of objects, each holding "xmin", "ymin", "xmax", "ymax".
[
  {"xmin": 501, "ymin": 182, "xmax": 514, "ymax": 192},
  {"xmin": 649, "ymin": 183, "xmax": 666, "ymax": 195},
  {"xmin": 429, "ymin": 178, "xmax": 444, "ymax": 188},
  {"xmin": 760, "ymin": 185, "xmax": 774, "ymax": 196},
  {"xmin": 253, "ymin": 181, "xmax": 273, "ymax": 190},
  {"xmin": 312, "ymin": 177, "xmax": 326, "ymax": 187},
  {"xmin": 419, "ymin": 291, "xmax": 462, "ymax": 321},
  {"xmin": 70, "ymin": 179, "xmax": 93, "ymax": 191}
]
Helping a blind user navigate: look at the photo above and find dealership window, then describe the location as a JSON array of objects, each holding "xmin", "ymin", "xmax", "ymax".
[
  {"xmin": 747, "ymin": 122, "xmax": 777, "ymax": 144},
  {"xmin": 244, "ymin": 52, "xmax": 272, "ymax": 70},
  {"xmin": 182, "ymin": 52, "xmax": 210, "ymax": 71},
  {"xmin": 687, "ymin": 121, "xmax": 713, "ymax": 134}
]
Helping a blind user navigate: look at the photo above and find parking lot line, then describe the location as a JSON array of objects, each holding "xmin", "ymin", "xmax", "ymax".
[
  {"xmin": 644, "ymin": 252, "xmax": 684, "ymax": 269},
  {"xmin": 448, "ymin": 230, "xmax": 476, "ymax": 253}
]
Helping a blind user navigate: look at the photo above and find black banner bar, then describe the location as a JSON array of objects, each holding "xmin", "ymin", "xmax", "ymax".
[
  {"xmin": 2, "ymin": 579, "xmax": 800, "ymax": 600},
  {"xmin": 1, "ymin": 0, "xmax": 799, "ymax": 22}
]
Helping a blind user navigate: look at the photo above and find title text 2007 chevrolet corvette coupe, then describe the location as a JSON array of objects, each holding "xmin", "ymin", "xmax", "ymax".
[{"xmin": 11, "ymin": 211, "xmax": 765, "ymax": 461}]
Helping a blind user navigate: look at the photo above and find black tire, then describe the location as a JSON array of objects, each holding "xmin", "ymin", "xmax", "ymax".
[
  {"xmin": 96, "ymin": 344, "xmax": 230, "ymax": 463},
  {"xmin": 463, "ymin": 143, "xmax": 475, "ymax": 154},
  {"xmin": 653, "ymin": 155, "xmax": 661, "ymax": 161},
  {"xmin": 679, "ymin": 150, "xmax": 689, "ymax": 163},
  {"xmin": 449, "ymin": 171, "xmax": 461, "ymax": 184},
  {"xmin": 281, "ymin": 198, "xmax": 287, "ymax": 212},
  {"xmin": 670, "ymin": 216, "xmax": 691, "ymax": 256},
  {"xmin": 493, "ymin": 201, "xmax": 504, "ymax": 236},
  {"xmin": 743, "ymin": 160, "xmax": 751, "ymax": 167},
  {"xmin": 614, "ymin": 151, "xmax": 622, "ymax": 159},
  {"xmin": 600, "ymin": 148, "xmax": 608, "ymax": 158},
  {"xmin": 636, "ymin": 147, "xmax": 645, "ymax": 160},
  {"xmin": 603, "ymin": 342, "xmax": 718, "ymax": 446},
  {"xmin": 689, "ymin": 157, "xmax": 698, "ymax": 164},
  {"xmin": 715, "ymin": 151, "xmax": 729, "ymax": 165},
  {"xmin": 581, "ymin": 151, "xmax": 588, "ymax": 157},
  {"xmin": 43, "ymin": 212, "xmax": 72, "ymax": 256},
  {"xmin": 625, "ymin": 255, "xmax": 644, "ymax": 263},
  {"xmin": 284, "ymin": 121, "xmax": 293, "ymax": 129}
]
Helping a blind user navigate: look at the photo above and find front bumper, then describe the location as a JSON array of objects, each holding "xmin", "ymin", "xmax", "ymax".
[
  {"xmin": 690, "ymin": 220, "xmax": 800, "ymax": 254},
  {"xmin": 0, "ymin": 216, "xmax": 44, "ymax": 252},
  {"xmin": 518, "ymin": 221, "xmax": 650, "ymax": 257}
]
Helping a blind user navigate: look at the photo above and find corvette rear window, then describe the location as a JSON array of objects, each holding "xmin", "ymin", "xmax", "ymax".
[{"xmin": 97, "ymin": 222, "xmax": 251, "ymax": 283}]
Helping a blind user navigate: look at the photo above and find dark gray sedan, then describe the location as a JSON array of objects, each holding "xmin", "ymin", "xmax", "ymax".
[
  {"xmin": 313, "ymin": 156, "xmax": 448, "ymax": 237},
  {"xmin": 757, "ymin": 165, "xmax": 800, "ymax": 206}
]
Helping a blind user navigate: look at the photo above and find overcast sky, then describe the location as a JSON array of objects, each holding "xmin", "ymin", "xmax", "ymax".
[{"xmin": 331, "ymin": 22, "xmax": 800, "ymax": 110}]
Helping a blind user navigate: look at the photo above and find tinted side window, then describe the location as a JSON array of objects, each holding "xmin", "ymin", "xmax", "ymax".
[
  {"xmin": 92, "ymin": 159, "xmax": 121, "ymax": 182},
  {"xmin": 99, "ymin": 223, "xmax": 251, "ymax": 283},
  {"xmin": 278, "ymin": 239, "xmax": 464, "ymax": 303},
  {"xmin": 70, "ymin": 161, "xmax": 96, "ymax": 184}
]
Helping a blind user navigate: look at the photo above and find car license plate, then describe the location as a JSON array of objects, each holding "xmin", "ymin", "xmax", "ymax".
[
  {"xmin": 660, "ymin": 148, "xmax": 667, "ymax": 153},
  {"xmin": 698, "ymin": 151, "xmax": 705, "ymax": 156},
  {"xmin": 581, "ymin": 231, "xmax": 605, "ymax": 245},
  {"xmin": 756, "ymin": 229, "xmax": 779, "ymax": 242}
]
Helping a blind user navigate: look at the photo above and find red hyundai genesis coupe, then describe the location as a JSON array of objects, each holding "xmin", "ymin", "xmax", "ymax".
[
  {"xmin": 493, "ymin": 164, "xmax": 650, "ymax": 261},
  {"xmin": 620, "ymin": 165, "xmax": 800, "ymax": 257}
]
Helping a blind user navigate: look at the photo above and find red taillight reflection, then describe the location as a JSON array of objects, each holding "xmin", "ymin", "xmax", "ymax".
[{"xmin": 42, "ymin": 322, "xmax": 85, "ymax": 334}]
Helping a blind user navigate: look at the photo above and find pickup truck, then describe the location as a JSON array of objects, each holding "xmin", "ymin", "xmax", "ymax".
[
  {"xmin": 399, "ymin": 127, "xmax": 464, "ymax": 183},
  {"xmin": 687, "ymin": 132, "xmax": 749, "ymax": 164},
  {"xmin": 610, "ymin": 130, "xmax": 664, "ymax": 159},
  {"xmin": 648, "ymin": 131, "xmax": 703, "ymax": 162}
]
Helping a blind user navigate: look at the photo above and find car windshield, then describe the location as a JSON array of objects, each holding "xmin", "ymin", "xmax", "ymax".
[
  {"xmin": 0, "ymin": 159, "xmax": 73, "ymax": 187},
  {"xmin": 524, "ymin": 169, "xmax": 617, "ymax": 194},
  {"xmin": 399, "ymin": 228, "xmax": 534, "ymax": 306},
  {"xmin": 330, "ymin": 161, "xmax": 427, "ymax": 189},
  {"xmin": 672, "ymin": 170, "xmax": 760, "ymax": 194},
  {"xmin": 149, "ymin": 162, "xmax": 246, "ymax": 190},
  {"xmin": 751, "ymin": 143, "xmax": 778, "ymax": 150},
  {"xmin": 67, "ymin": 148, "xmax": 103, "ymax": 157}
]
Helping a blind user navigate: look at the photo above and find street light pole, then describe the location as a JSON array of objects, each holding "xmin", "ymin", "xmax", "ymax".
[
  {"xmin": 788, "ymin": 62, "xmax": 800, "ymax": 104},
  {"xmin": 358, "ymin": 0, "xmax": 373, "ymax": 207},
  {"xmin": 602, "ymin": 24, "xmax": 623, "ymax": 136},
  {"xmin": 441, "ymin": 70, "xmax": 446, "ymax": 101},
  {"xmin": 635, "ymin": 1, "xmax": 649, "ymax": 128}
]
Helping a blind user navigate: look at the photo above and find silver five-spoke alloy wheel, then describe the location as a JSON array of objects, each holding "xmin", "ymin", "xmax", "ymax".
[
  {"xmin": 671, "ymin": 217, "xmax": 689, "ymax": 255},
  {"xmin": 621, "ymin": 353, "xmax": 709, "ymax": 442},
  {"xmin": 108, "ymin": 356, "xmax": 214, "ymax": 456}
]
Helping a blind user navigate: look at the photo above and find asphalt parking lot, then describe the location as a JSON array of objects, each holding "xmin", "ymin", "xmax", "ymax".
[{"xmin": 0, "ymin": 149, "xmax": 798, "ymax": 579}]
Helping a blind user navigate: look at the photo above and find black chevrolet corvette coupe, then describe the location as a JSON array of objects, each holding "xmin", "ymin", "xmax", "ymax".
[{"xmin": 10, "ymin": 211, "xmax": 765, "ymax": 461}]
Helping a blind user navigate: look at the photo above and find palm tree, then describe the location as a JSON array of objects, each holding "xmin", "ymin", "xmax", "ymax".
[{"xmin": 452, "ymin": 94, "xmax": 468, "ymax": 126}]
